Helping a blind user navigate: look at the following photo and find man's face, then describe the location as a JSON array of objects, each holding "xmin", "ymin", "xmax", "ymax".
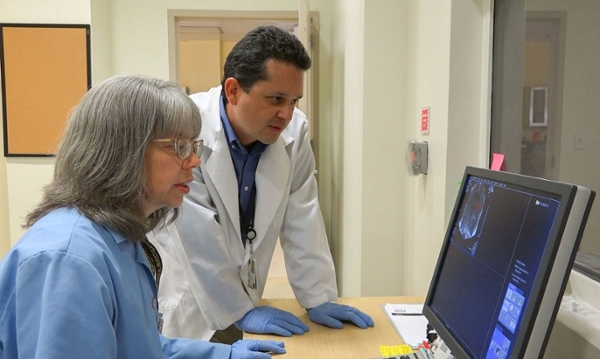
[{"xmin": 224, "ymin": 59, "xmax": 304, "ymax": 147}]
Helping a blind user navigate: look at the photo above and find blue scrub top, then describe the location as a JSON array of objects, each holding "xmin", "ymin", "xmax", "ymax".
[{"xmin": 0, "ymin": 207, "xmax": 230, "ymax": 359}]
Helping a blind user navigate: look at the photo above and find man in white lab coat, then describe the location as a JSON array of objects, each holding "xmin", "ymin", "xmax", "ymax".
[{"xmin": 150, "ymin": 25, "xmax": 374, "ymax": 344}]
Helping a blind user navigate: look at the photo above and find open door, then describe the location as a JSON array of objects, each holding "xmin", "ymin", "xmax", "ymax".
[{"xmin": 168, "ymin": 8, "xmax": 320, "ymax": 173}]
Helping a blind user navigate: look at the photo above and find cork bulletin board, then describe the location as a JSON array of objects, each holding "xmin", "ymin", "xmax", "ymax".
[{"xmin": 1, "ymin": 24, "xmax": 91, "ymax": 157}]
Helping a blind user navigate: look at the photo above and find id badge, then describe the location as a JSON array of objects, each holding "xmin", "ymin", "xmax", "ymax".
[
  {"xmin": 157, "ymin": 313, "xmax": 164, "ymax": 334},
  {"xmin": 247, "ymin": 256, "xmax": 257, "ymax": 290}
]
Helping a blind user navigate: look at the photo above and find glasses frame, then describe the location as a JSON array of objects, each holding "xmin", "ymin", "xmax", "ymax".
[{"xmin": 152, "ymin": 138, "xmax": 203, "ymax": 160}]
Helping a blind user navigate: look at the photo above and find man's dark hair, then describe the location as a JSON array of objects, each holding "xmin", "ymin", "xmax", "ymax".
[{"xmin": 221, "ymin": 25, "xmax": 311, "ymax": 102}]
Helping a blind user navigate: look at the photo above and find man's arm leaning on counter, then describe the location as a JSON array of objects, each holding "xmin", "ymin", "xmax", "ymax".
[{"xmin": 244, "ymin": 296, "xmax": 426, "ymax": 359}]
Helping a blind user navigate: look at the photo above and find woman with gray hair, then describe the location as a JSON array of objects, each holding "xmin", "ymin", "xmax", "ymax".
[{"xmin": 0, "ymin": 75, "xmax": 285, "ymax": 359}]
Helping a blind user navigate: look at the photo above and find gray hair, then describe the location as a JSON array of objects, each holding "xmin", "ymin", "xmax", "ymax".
[{"xmin": 25, "ymin": 75, "xmax": 201, "ymax": 241}]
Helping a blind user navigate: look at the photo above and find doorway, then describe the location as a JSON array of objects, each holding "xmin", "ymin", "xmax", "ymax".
[
  {"xmin": 167, "ymin": 10, "xmax": 320, "ymax": 166},
  {"xmin": 521, "ymin": 15, "xmax": 565, "ymax": 180},
  {"xmin": 491, "ymin": 1, "xmax": 600, "ymax": 256},
  {"xmin": 167, "ymin": 10, "xmax": 319, "ymax": 299},
  {"xmin": 174, "ymin": 17, "xmax": 299, "ymax": 94}
]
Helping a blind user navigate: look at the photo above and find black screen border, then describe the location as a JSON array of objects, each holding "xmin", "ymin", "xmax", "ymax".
[{"xmin": 422, "ymin": 166, "xmax": 582, "ymax": 359}]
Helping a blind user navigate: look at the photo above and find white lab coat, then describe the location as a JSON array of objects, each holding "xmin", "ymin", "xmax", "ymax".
[{"xmin": 149, "ymin": 86, "xmax": 338, "ymax": 340}]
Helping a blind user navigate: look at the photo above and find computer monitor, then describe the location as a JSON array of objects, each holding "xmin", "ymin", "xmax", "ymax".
[{"xmin": 423, "ymin": 166, "xmax": 595, "ymax": 359}]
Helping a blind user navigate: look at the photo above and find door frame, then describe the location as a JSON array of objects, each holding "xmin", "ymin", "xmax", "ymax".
[
  {"xmin": 526, "ymin": 11, "xmax": 566, "ymax": 180},
  {"xmin": 168, "ymin": 9, "xmax": 312, "ymax": 85},
  {"xmin": 167, "ymin": 9, "xmax": 320, "ymax": 170}
]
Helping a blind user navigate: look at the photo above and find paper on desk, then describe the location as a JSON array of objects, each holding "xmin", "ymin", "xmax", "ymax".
[{"xmin": 382, "ymin": 303, "xmax": 428, "ymax": 349}]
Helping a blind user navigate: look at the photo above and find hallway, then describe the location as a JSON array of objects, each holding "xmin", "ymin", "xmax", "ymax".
[{"xmin": 262, "ymin": 240, "xmax": 295, "ymax": 299}]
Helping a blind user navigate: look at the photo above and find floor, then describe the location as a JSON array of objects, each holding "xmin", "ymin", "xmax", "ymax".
[{"xmin": 263, "ymin": 239, "xmax": 295, "ymax": 299}]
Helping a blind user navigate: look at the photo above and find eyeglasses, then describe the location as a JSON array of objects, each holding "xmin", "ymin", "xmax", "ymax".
[{"xmin": 152, "ymin": 139, "xmax": 203, "ymax": 160}]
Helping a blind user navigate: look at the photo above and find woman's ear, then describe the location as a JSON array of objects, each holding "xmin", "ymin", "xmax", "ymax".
[{"xmin": 223, "ymin": 78, "xmax": 241, "ymax": 106}]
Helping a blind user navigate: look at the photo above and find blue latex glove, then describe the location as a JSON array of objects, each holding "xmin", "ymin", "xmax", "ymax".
[
  {"xmin": 307, "ymin": 302, "xmax": 375, "ymax": 329},
  {"xmin": 235, "ymin": 306, "xmax": 309, "ymax": 336},
  {"xmin": 230, "ymin": 339, "xmax": 286, "ymax": 359}
]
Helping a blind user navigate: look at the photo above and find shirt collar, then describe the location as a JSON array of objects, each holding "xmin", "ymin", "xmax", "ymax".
[
  {"xmin": 220, "ymin": 96, "xmax": 240, "ymax": 146},
  {"xmin": 219, "ymin": 96, "xmax": 267, "ymax": 154}
]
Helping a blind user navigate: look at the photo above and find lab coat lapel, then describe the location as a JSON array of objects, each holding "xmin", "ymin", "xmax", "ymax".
[
  {"xmin": 254, "ymin": 134, "xmax": 291, "ymax": 247},
  {"xmin": 199, "ymin": 87, "xmax": 242, "ymax": 239},
  {"xmin": 204, "ymin": 136, "xmax": 241, "ymax": 239}
]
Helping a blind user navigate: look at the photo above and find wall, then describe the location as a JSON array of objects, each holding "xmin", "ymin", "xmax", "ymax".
[
  {"xmin": 330, "ymin": 0, "xmax": 492, "ymax": 297},
  {"xmin": 0, "ymin": 0, "xmax": 92, "ymax": 251},
  {"xmin": 220, "ymin": 41, "xmax": 236, "ymax": 79},
  {"xmin": 107, "ymin": 0, "xmax": 308, "ymax": 78},
  {"xmin": 325, "ymin": 0, "xmax": 346, "ymax": 292},
  {"xmin": 403, "ymin": 0, "xmax": 493, "ymax": 295},
  {"xmin": 87, "ymin": 0, "xmax": 415, "ymax": 297},
  {"xmin": 0, "ymin": 0, "xmax": 322, "ymax": 250},
  {"xmin": 0, "ymin": 0, "xmax": 493, "ymax": 300},
  {"xmin": 90, "ymin": 0, "xmax": 113, "ymax": 83},
  {"xmin": 331, "ymin": 0, "xmax": 359, "ymax": 295},
  {"xmin": 0, "ymin": 104, "xmax": 9, "ymax": 258},
  {"xmin": 404, "ymin": 1, "xmax": 452, "ymax": 296},
  {"xmin": 361, "ymin": 0, "xmax": 408, "ymax": 295}
]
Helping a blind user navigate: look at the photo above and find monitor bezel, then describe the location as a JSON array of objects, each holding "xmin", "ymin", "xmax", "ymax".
[{"xmin": 422, "ymin": 166, "xmax": 594, "ymax": 359}]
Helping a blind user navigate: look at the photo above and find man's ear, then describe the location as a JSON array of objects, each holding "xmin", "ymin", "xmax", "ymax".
[{"xmin": 223, "ymin": 78, "xmax": 240, "ymax": 106}]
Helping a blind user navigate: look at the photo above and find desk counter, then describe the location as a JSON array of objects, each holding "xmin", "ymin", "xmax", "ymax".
[{"xmin": 245, "ymin": 296, "xmax": 425, "ymax": 359}]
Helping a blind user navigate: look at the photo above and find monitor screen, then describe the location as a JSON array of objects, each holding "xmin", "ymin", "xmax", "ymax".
[{"xmin": 423, "ymin": 166, "xmax": 595, "ymax": 359}]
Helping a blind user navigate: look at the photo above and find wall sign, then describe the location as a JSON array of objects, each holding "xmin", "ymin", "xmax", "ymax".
[{"xmin": 421, "ymin": 106, "xmax": 430, "ymax": 135}]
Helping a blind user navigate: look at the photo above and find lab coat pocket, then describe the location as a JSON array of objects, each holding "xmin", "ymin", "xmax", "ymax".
[
  {"xmin": 147, "ymin": 227, "xmax": 188, "ymax": 312},
  {"xmin": 157, "ymin": 252, "xmax": 188, "ymax": 311}
]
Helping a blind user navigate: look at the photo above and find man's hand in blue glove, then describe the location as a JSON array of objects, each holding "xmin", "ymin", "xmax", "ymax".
[
  {"xmin": 234, "ymin": 306, "xmax": 309, "ymax": 336},
  {"xmin": 307, "ymin": 302, "xmax": 375, "ymax": 329},
  {"xmin": 230, "ymin": 339, "xmax": 285, "ymax": 359}
]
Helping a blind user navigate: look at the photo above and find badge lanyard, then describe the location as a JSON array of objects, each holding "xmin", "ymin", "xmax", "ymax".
[
  {"xmin": 141, "ymin": 238, "xmax": 164, "ymax": 333},
  {"xmin": 240, "ymin": 199, "xmax": 258, "ymax": 290},
  {"xmin": 247, "ymin": 235, "xmax": 257, "ymax": 290},
  {"xmin": 141, "ymin": 238, "xmax": 162, "ymax": 290}
]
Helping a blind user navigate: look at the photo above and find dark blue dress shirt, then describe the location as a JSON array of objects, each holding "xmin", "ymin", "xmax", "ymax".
[{"xmin": 219, "ymin": 97, "xmax": 267, "ymax": 243}]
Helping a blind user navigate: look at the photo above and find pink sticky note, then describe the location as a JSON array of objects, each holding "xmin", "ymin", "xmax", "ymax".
[{"xmin": 491, "ymin": 153, "xmax": 506, "ymax": 171}]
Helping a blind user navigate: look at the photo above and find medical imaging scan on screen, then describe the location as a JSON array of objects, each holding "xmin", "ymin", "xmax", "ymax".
[{"xmin": 430, "ymin": 175, "xmax": 561, "ymax": 358}]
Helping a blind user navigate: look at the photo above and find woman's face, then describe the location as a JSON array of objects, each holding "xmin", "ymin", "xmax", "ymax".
[{"xmin": 143, "ymin": 139, "xmax": 201, "ymax": 217}]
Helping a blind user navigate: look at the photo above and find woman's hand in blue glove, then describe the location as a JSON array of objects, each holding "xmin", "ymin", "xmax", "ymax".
[
  {"xmin": 230, "ymin": 339, "xmax": 285, "ymax": 359},
  {"xmin": 234, "ymin": 306, "xmax": 309, "ymax": 336},
  {"xmin": 307, "ymin": 302, "xmax": 375, "ymax": 329}
]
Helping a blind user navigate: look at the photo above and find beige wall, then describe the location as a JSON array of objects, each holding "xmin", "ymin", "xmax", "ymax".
[
  {"xmin": 402, "ymin": 0, "xmax": 493, "ymax": 295},
  {"xmin": 220, "ymin": 41, "xmax": 236, "ymax": 79},
  {"xmin": 0, "ymin": 0, "xmax": 91, "ymax": 252},
  {"xmin": 331, "ymin": 0, "xmax": 493, "ymax": 297},
  {"xmin": 361, "ymin": 0, "xmax": 409, "ymax": 296},
  {"xmin": 0, "ymin": 0, "xmax": 494, "ymax": 299},
  {"xmin": 0, "ymin": 0, "xmax": 305, "ymax": 251},
  {"xmin": 0, "ymin": 102, "xmax": 9, "ymax": 258}
]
